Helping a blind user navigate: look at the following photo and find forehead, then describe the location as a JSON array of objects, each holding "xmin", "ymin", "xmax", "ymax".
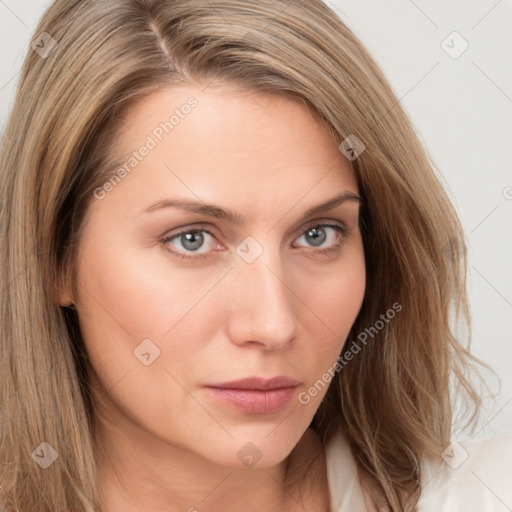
[{"xmin": 92, "ymin": 85, "xmax": 359, "ymax": 221}]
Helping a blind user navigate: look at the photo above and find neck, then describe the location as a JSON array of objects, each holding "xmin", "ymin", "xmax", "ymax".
[{"xmin": 93, "ymin": 406, "xmax": 329, "ymax": 512}]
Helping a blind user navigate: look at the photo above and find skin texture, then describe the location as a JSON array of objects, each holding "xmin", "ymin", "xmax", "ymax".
[{"xmin": 58, "ymin": 84, "xmax": 366, "ymax": 511}]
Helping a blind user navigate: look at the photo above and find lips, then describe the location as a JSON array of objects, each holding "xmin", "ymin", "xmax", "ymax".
[
  {"xmin": 205, "ymin": 376, "xmax": 301, "ymax": 391},
  {"xmin": 203, "ymin": 376, "xmax": 301, "ymax": 414}
]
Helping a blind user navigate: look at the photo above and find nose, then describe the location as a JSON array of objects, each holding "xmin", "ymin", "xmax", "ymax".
[{"xmin": 225, "ymin": 244, "xmax": 298, "ymax": 351}]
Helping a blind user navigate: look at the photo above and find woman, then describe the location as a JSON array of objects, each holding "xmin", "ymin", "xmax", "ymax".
[{"xmin": 0, "ymin": 1, "xmax": 510, "ymax": 511}]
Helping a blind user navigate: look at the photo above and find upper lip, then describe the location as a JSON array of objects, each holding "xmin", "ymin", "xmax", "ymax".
[{"xmin": 205, "ymin": 376, "xmax": 301, "ymax": 391}]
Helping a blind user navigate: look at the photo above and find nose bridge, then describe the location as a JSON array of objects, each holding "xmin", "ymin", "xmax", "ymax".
[{"xmin": 227, "ymin": 235, "xmax": 298, "ymax": 348}]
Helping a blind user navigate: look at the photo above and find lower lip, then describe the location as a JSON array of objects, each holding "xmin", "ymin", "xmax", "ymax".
[{"xmin": 204, "ymin": 386, "xmax": 298, "ymax": 414}]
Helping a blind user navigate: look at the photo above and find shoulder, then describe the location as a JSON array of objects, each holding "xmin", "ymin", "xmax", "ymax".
[
  {"xmin": 418, "ymin": 432, "xmax": 512, "ymax": 511},
  {"xmin": 325, "ymin": 429, "xmax": 373, "ymax": 511},
  {"xmin": 325, "ymin": 430, "xmax": 512, "ymax": 512}
]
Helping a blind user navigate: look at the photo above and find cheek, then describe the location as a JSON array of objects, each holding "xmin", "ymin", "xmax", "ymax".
[
  {"xmin": 295, "ymin": 244, "xmax": 366, "ymax": 385},
  {"xmin": 73, "ymin": 240, "xmax": 225, "ymax": 387},
  {"xmin": 75, "ymin": 235, "xmax": 214, "ymax": 335},
  {"xmin": 73, "ymin": 242, "xmax": 212, "ymax": 437},
  {"xmin": 324, "ymin": 261, "xmax": 365, "ymax": 333}
]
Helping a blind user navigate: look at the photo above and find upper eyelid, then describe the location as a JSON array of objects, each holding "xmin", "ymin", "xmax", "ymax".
[{"xmin": 163, "ymin": 218, "xmax": 349, "ymax": 239}]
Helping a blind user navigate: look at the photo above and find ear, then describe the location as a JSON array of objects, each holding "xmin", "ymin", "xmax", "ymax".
[
  {"xmin": 54, "ymin": 265, "xmax": 75, "ymax": 307},
  {"xmin": 57, "ymin": 289, "xmax": 74, "ymax": 307}
]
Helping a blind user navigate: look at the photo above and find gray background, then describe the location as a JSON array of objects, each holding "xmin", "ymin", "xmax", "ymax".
[{"xmin": 1, "ymin": 0, "xmax": 511, "ymax": 438}]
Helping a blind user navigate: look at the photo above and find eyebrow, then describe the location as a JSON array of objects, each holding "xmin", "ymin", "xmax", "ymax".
[{"xmin": 142, "ymin": 191, "xmax": 362, "ymax": 224}]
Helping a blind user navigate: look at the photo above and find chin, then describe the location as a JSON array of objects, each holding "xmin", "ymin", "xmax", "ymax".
[{"xmin": 192, "ymin": 424, "xmax": 310, "ymax": 470}]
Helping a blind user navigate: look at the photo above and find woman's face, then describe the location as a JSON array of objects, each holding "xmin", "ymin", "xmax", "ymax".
[{"xmin": 61, "ymin": 85, "xmax": 366, "ymax": 468}]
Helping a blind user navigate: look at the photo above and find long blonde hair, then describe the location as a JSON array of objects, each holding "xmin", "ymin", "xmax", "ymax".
[{"xmin": 0, "ymin": 1, "xmax": 494, "ymax": 510}]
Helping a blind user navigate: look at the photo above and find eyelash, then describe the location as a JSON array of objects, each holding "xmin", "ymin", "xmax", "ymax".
[{"xmin": 160, "ymin": 222, "xmax": 349, "ymax": 262}]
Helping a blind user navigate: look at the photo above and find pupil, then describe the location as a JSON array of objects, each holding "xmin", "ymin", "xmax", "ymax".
[
  {"xmin": 182, "ymin": 231, "xmax": 203, "ymax": 251},
  {"xmin": 307, "ymin": 226, "xmax": 326, "ymax": 247}
]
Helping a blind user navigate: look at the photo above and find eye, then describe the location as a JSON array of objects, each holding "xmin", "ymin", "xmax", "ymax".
[
  {"xmin": 293, "ymin": 224, "xmax": 348, "ymax": 254},
  {"xmin": 161, "ymin": 222, "xmax": 348, "ymax": 261},
  {"xmin": 161, "ymin": 225, "xmax": 219, "ymax": 260}
]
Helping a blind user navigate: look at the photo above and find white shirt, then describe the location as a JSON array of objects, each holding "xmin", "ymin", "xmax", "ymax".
[{"xmin": 325, "ymin": 430, "xmax": 512, "ymax": 511}]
